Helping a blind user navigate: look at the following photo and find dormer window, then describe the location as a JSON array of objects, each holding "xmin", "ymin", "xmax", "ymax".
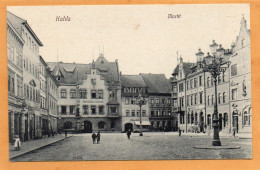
[{"xmin": 91, "ymin": 79, "xmax": 96, "ymax": 85}]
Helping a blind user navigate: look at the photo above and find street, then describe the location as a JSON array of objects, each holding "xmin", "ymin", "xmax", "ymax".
[{"xmin": 12, "ymin": 132, "xmax": 251, "ymax": 161}]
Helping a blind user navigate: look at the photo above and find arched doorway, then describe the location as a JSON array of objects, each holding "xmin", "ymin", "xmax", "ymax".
[
  {"xmin": 124, "ymin": 123, "xmax": 133, "ymax": 132},
  {"xmin": 64, "ymin": 121, "xmax": 72, "ymax": 129},
  {"xmin": 83, "ymin": 121, "xmax": 92, "ymax": 133}
]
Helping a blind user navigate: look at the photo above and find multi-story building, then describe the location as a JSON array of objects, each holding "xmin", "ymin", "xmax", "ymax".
[
  {"xmin": 46, "ymin": 66, "xmax": 59, "ymax": 133},
  {"xmin": 121, "ymin": 75, "xmax": 150, "ymax": 132},
  {"xmin": 7, "ymin": 16, "xmax": 25, "ymax": 143},
  {"xmin": 48, "ymin": 53, "xmax": 121, "ymax": 132},
  {"xmin": 7, "ymin": 11, "xmax": 43, "ymax": 141},
  {"xmin": 229, "ymin": 16, "xmax": 251, "ymax": 133},
  {"xmin": 171, "ymin": 57, "xmax": 194, "ymax": 132},
  {"xmin": 171, "ymin": 16, "xmax": 251, "ymax": 134},
  {"xmin": 140, "ymin": 74, "xmax": 175, "ymax": 131}
]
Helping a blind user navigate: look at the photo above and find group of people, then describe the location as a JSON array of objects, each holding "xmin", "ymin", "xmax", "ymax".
[{"xmin": 92, "ymin": 131, "xmax": 101, "ymax": 144}]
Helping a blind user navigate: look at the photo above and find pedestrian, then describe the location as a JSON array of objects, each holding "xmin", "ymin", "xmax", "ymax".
[
  {"xmin": 65, "ymin": 129, "xmax": 67, "ymax": 138},
  {"xmin": 97, "ymin": 131, "xmax": 101, "ymax": 144},
  {"xmin": 232, "ymin": 127, "xmax": 236, "ymax": 138},
  {"xmin": 13, "ymin": 135, "xmax": 22, "ymax": 151},
  {"xmin": 92, "ymin": 132, "xmax": 96, "ymax": 144},
  {"xmin": 178, "ymin": 128, "xmax": 182, "ymax": 137},
  {"xmin": 51, "ymin": 128, "xmax": 54, "ymax": 138},
  {"xmin": 127, "ymin": 129, "xmax": 131, "ymax": 140}
]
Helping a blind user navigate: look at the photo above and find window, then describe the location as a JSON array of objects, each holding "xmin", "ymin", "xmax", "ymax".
[
  {"xmin": 180, "ymin": 97, "xmax": 184, "ymax": 107},
  {"xmin": 231, "ymin": 64, "xmax": 237, "ymax": 76},
  {"xmin": 151, "ymin": 110, "xmax": 154, "ymax": 116},
  {"xmin": 199, "ymin": 92, "xmax": 203, "ymax": 104},
  {"xmin": 168, "ymin": 109, "xmax": 171, "ymax": 115},
  {"xmin": 83, "ymin": 105, "xmax": 88, "ymax": 115},
  {"xmin": 190, "ymin": 80, "xmax": 193, "ymax": 89},
  {"xmin": 187, "ymin": 80, "xmax": 189, "ymax": 90},
  {"xmin": 211, "ymin": 76, "xmax": 214, "ymax": 86},
  {"xmin": 91, "ymin": 90, "xmax": 96, "ymax": 99},
  {"xmin": 91, "ymin": 79, "xmax": 96, "ymax": 85},
  {"xmin": 126, "ymin": 110, "xmax": 130, "ymax": 116},
  {"xmin": 98, "ymin": 121, "xmax": 106, "ymax": 129},
  {"xmin": 8, "ymin": 70, "xmax": 15, "ymax": 95},
  {"xmin": 61, "ymin": 89, "xmax": 67, "ymax": 98},
  {"xmin": 91, "ymin": 105, "xmax": 96, "ymax": 114},
  {"xmin": 232, "ymin": 88, "xmax": 237, "ymax": 100},
  {"xmin": 142, "ymin": 110, "xmax": 146, "ymax": 116},
  {"xmin": 179, "ymin": 83, "xmax": 184, "ymax": 92},
  {"xmin": 167, "ymin": 98, "xmax": 171, "ymax": 104},
  {"xmin": 125, "ymin": 98, "xmax": 129, "ymax": 105},
  {"xmin": 30, "ymin": 87, "xmax": 32, "ymax": 100},
  {"xmin": 190, "ymin": 95, "xmax": 193, "ymax": 105},
  {"xmin": 223, "ymin": 92, "xmax": 226, "ymax": 103},
  {"xmin": 156, "ymin": 110, "xmax": 160, "ymax": 116},
  {"xmin": 207, "ymin": 77, "xmax": 210, "ymax": 87},
  {"xmin": 156, "ymin": 98, "xmax": 160, "ymax": 104},
  {"xmin": 218, "ymin": 75, "xmax": 222, "ymax": 84},
  {"xmin": 222, "ymin": 72, "xmax": 225, "ymax": 82},
  {"xmin": 110, "ymin": 106, "xmax": 117, "ymax": 113},
  {"xmin": 69, "ymin": 106, "xmax": 75, "ymax": 114},
  {"xmin": 162, "ymin": 110, "xmax": 165, "ymax": 116},
  {"xmin": 131, "ymin": 98, "xmax": 136, "ymax": 105},
  {"xmin": 70, "ymin": 89, "xmax": 76, "ymax": 98},
  {"xmin": 97, "ymin": 90, "xmax": 103, "ymax": 99},
  {"xmin": 131, "ymin": 110, "xmax": 135, "ymax": 117},
  {"xmin": 98, "ymin": 105, "xmax": 104, "ymax": 115},
  {"xmin": 187, "ymin": 96, "xmax": 189, "ymax": 106},
  {"xmin": 61, "ymin": 106, "xmax": 67, "ymax": 114},
  {"xmin": 211, "ymin": 95, "xmax": 214, "ymax": 105},
  {"xmin": 194, "ymin": 78, "xmax": 197, "ymax": 88},
  {"xmin": 136, "ymin": 110, "xmax": 140, "ymax": 117},
  {"xmin": 162, "ymin": 98, "xmax": 165, "ymax": 104},
  {"xmin": 218, "ymin": 93, "xmax": 221, "ymax": 104},
  {"xmin": 79, "ymin": 89, "xmax": 87, "ymax": 99},
  {"xmin": 150, "ymin": 98, "xmax": 154, "ymax": 104},
  {"xmin": 194, "ymin": 94, "xmax": 197, "ymax": 105},
  {"xmin": 199, "ymin": 76, "xmax": 202, "ymax": 86}
]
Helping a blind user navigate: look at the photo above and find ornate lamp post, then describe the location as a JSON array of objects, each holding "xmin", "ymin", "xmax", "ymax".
[
  {"xmin": 137, "ymin": 93, "xmax": 146, "ymax": 136},
  {"xmin": 202, "ymin": 53, "xmax": 229, "ymax": 146}
]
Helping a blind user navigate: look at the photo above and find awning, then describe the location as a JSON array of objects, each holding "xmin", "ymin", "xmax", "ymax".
[{"xmin": 134, "ymin": 121, "xmax": 151, "ymax": 126}]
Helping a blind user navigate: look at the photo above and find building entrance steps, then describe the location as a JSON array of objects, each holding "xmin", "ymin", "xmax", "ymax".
[{"xmin": 9, "ymin": 134, "xmax": 73, "ymax": 160}]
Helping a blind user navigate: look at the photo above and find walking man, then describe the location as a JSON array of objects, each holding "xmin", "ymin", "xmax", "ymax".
[
  {"xmin": 232, "ymin": 126, "xmax": 236, "ymax": 138},
  {"xmin": 97, "ymin": 131, "xmax": 101, "ymax": 144},
  {"xmin": 178, "ymin": 128, "xmax": 182, "ymax": 137},
  {"xmin": 92, "ymin": 132, "xmax": 96, "ymax": 144},
  {"xmin": 127, "ymin": 129, "xmax": 131, "ymax": 140}
]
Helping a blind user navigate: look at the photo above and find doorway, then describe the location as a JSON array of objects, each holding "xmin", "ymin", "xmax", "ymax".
[{"xmin": 83, "ymin": 121, "xmax": 92, "ymax": 133}]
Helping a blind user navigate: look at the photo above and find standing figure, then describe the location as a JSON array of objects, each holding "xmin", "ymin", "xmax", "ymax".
[
  {"xmin": 14, "ymin": 135, "xmax": 21, "ymax": 151},
  {"xmin": 92, "ymin": 132, "xmax": 96, "ymax": 144},
  {"xmin": 97, "ymin": 131, "xmax": 101, "ymax": 144},
  {"xmin": 127, "ymin": 129, "xmax": 131, "ymax": 140},
  {"xmin": 178, "ymin": 128, "xmax": 182, "ymax": 137}
]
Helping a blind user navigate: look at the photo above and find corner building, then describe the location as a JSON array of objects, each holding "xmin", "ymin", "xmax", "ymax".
[{"xmin": 48, "ymin": 54, "xmax": 121, "ymax": 133}]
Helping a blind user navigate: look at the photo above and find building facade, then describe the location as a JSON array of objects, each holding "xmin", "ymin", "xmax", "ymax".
[
  {"xmin": 229, "ymin": 16, "xmax": 251, "ymax": 133},
  {"xmin": 7, "ymin": 11, "xmax": 43, "ymax": 141},
  {"xmin": 140, "ymin": 74, "xmax": 175, "ymax": 132},
  {"xmin": 7, "ymin": 17, "xmax": 25, "ymax": 143},
  {"xmin": 48, "ymin": 53, "xmax": 122, "ymax": 133},
  {"xmin": 121, "ymin": 75, "xmax": 150, "ymax": 132},
  {"xmin": 171, "ymin": 16, "xmax": 251, "ymax": 134}
]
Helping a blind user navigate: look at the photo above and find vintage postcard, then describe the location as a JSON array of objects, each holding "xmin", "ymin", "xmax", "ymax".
[{"xmin": 6, "ymin": 4, "xmax": 251, "ymax": 162}]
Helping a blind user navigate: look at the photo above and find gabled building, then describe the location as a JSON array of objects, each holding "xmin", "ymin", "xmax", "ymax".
[
  {"xmin": 48, "ymin": 53, "xmax": 121, "ymax": 132},
  {"xmin": 140, "ymin": 73, "xmax": 175, "ymax": 131},
  {"xmin": 121, "ymin": 75, "xmax": 149, "ymax": 132},
  {"xmin": 229, "ymin": 16, "xmax": 251, "ymax": 133}
]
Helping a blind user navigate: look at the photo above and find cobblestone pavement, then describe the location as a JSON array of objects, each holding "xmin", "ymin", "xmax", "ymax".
[{"xmin": 12, "ymin": 132, "xmax": 252, "ymax": 161}]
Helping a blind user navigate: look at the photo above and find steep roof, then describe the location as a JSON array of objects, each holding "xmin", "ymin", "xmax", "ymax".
[
  {"xmin": 182, "ymin": 62, "xmax": 194, "ymax": 76},
  {"xmin": 47, "ymin": 56, "xmax": 120, "ymax": 85},
  {"xmin": 140, "ymin": 73, "xmax": 171, "ymax": 94},
  {"xmin": 121, "ymin": 75, "xmax": 146, "ymax": 88},
  {"xmin": 7, "ymin": 11, "xmax": 43, "ymax": 46}
]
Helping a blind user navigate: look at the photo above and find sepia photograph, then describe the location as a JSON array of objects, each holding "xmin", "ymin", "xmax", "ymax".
[{"xmin": 7, "ymin": 4, "xmax": 251, "ymax": 161}]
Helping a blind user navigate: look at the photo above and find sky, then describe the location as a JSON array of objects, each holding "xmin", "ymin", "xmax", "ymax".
[{"xmin": 7, "ymin": 4, "xmax": 250, "ymax": 78}]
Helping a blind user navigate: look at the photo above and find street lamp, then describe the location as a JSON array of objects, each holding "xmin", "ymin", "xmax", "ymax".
[
  {"xmin": 137, "ymin": 93, "xmax": 146, "ymax": 136},
  {"xmin": 202, "ymin": 52, "xmax": 229, "ymax": 146}
]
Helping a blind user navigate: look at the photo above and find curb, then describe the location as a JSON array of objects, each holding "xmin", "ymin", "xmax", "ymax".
[
  {"xmin": 10, "ymin": 135, "xmax": 73, "ymax": 161},
  {"xmin": 194, "ymin": 145, "xmax": 241, "ymax": 149}
]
